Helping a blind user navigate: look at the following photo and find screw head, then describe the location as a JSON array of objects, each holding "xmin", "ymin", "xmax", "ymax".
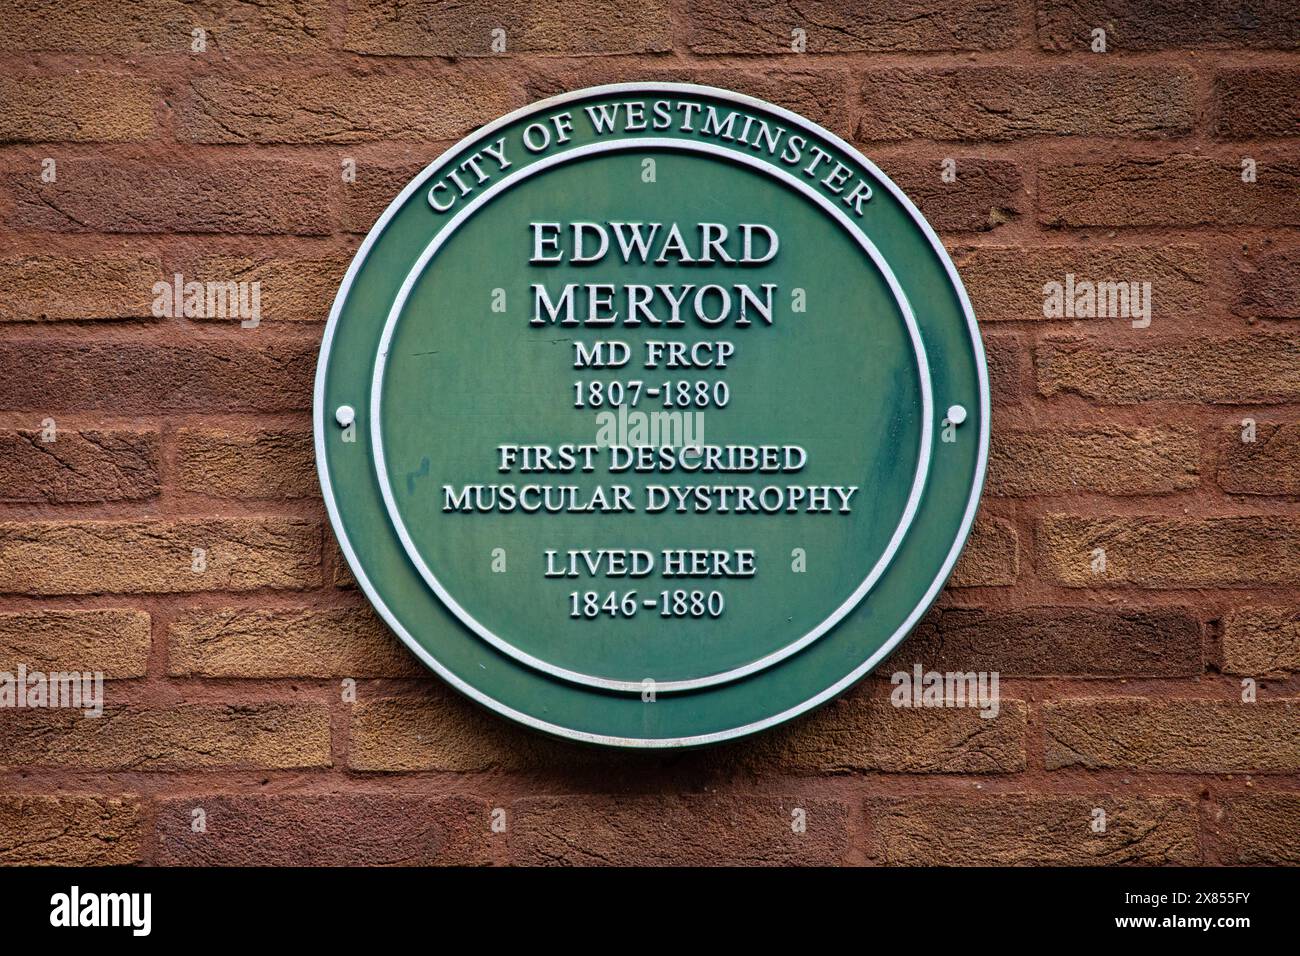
[
  {"xmin": 335, "ymin": 404, "xmax": 356, "ymax": 427},
  {"xmin": 946, "ymin": 404, "xmax": 967, "ymax": 426}
]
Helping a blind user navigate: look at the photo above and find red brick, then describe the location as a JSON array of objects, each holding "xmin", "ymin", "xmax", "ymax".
[
  {"xmin": 988, "ymin": 425, "xmax": 1198, "ymax": 497},
  {"xmin": 176, "ymin": 254, "xmax": 347, "ymax": 323},
  {"xmin": 878, "ymin": 156, "xmax": 1024, "ymax": 232},
  {"xmin": 1236, "ymin": 246, "xmax": 1300, "ymax": 319},
  {"xmin": 0, "ymin": 517, "xmax": 321, "ymax": 595},
  {"xmin": 1213, "ymin": 68, "xmax": 1300, "ymax": 138},
  {"xmin": 511, "ymin": 796, "xmax": 849, "ymax": 865},
  {"xmin": 0, "ymin": 794, "xmax": 142, "ymax": 865},
  {"xmin": 1039, "ymin": 155, "xmax": 1300, "ymax": 228},
  {"xmin": 1038, "ymin": 0, "xmax": 1300, "ymax": 51},
  {"xmin": 901, "ymin": 605, "xmax": 1202, "ymax": 677},
  {"xmin": 342, "ymin": 153, "xmax": 445, "ymax": 234},
  {"xmin": 0, "ymin": 0, "xmax": 1296, "ymax": 872},
  {"xmin": 0, "ymin": 703, "xmax": 331, "ymax": 771},
  {"xmin": 526, "ymin": 67, "xmax": 851, "ymax": 136},
  {"xmin": 0, "ymin": 254, "xmax": 163, "ymax": 321},
  {"xmin": 155, "ymin": 794, "xmax": 490, "ymax": 865},
  {"xmin": 168, "ymin": 606, "xmax": 421, "ymax": 678},
  {"xmin": 948, "ymin": 516, "xmax": 1018, "ymax": 587},
  {"xmin": 1219, "ymin": 422, "xmax": 1300, "ymax": 495},
  {"xmin": 1044, "ymin": 698, "xmax": 1300, "ymax": 772},
  {"xmin": 686, "ymin": 0, "xmax": 1019, "ymax": 53},
  {"xmin": 732, "ymin": 691, "xmax": 1028, "ymax": 774},
  {"xmin": 0, "ymin": 609, "xmax": 151, "ymax": 678},
  {"xmin": 1207, "ymin": 793, "xmax": 1300, "ymax": 864},
  {"xmin": 0, "ymin": 0, "xmax": 328, "ymax": 54},
  {"xmin": 7, "ymin": 159, "xmax": 333, "ymax": 235},
  {"xmin": 175, "ymin": 427, "xmax": 315, "ymax": 499},
  {"xmin": 345, "ymin": 0, "xmax": 673, "ymax": 56},
  {"xmin": 329, "ymin": 540, "xmax": 358, "ymax": 589},
  {"xmin": 349, "ymin": 693, "xmax": 612, "ymax": 772},
  {"xmin": 1037, "ymin": 332, "xmax": 1300, "ymax": 404},
  {"xmin": 1039, "ymin": 513, "xmax": 1300, "ymax": 588},
  {"xmin": 181, "ymin": 71, "xmax": 523, "ymax": 144},
  {"xmin": 0, "ymin": 72, "xmax": 155, "ymax": 143},
  {"xmin": 952, "ymin": 244, "xmax": 1208, "ymax": 323},
  {"xmin": 870, "ymin": 795, "xmax": 1199, "ymax": 865},
  {"xmin": 0, "ymin": 428, "xmax": 160, "ymax": 503},
  {"xmin": 858, "ymin": 67, "xmax": 1193, "ymax": 141},
  {"xmin": 1221, "ymin": 607, "xmax": 1300, "ymax": 677},
  {"xmin": 983, "ymin": 331, "xmax": 1024, "ymax": 405},
  {"xmin": 0, "ymin": 342, "xmax": 314, "ymax": 412}
]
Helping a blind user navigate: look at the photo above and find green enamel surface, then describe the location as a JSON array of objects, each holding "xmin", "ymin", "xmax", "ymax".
[
  {"xmin": 381, "ymin": 150, "xmax": 921, "ymax": 686},
  {"xmin": 317, "ymin": 87, "xmax": 986, "ymax": 745}
]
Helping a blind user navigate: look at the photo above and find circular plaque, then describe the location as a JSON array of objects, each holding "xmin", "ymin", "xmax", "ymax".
[{"xmin": 315, "ymin": 84, "xmax": 989, "ymax": 747}]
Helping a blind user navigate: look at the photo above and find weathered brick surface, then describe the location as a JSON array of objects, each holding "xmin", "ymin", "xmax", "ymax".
[
  {"xmin": 0, "ymin": 342, "xmax": 314, "ymax": 412},
  {"xmin": 948, "ymin": 516, "xmax": 1018, "ymax": 587},
  {"xmin": 0, "ymin": 795, "xmax": 142, "ymax": 866},
  {"xmin": 733, "ymin": 693, "xmax": 1028, "ymax": 774},
  {"xmin": 1044, "ymin": 698, "xmax": 1300, "ymax": 773},
  {"xmin": 342, "ymin": 155, "xmax": 444, "ymax": 233},
  {"xmin": 0, "ymin": 73, "xmax": 155, "ymax": 143},
  {"xmin": 0, "ymin": 609, "xmax": 151, "ymax": 677},
  {"xmin": 168, "ymin": 606, "xmax": 421, "ymax": 678},
  {"xmin": 346, "ymin": 0, "xmax": 673, "ymax": 56},
  {"xmin": 983, "ymin": 331, "xmax": 1024, "ymax": 405},
  {"xmin": 952, "ymin": 245, "xmax": 1208, "ymax": 323},
  {"xmin": 526, "ymin": 67, "xmax": 850, "ymax": 134},
  {"xmin": 1038, "ymin": 0, "xmax": 1300, "ymax": 51},
  {"xmin": 7, "ymin": 159, "xmax": 333, "ymax": 235},
  {"xmin": 0, "ymin": 518, "xmax": 321, "ymax": 594},
  {"xmin": 181, "ymin": 72, "xmax": 523, "ymax": 144},
  {"xmin": 858, "ymin": 67, "xmax": 1194, "ymax": 141},
  {"xmin": 1207, "ymin": 793, "xmax": 1300, "ymax": 865},
  {"xmin": 878, "ymin": 157, "xmax": 1024, "ymax": 233},
  {"xmin": 1219, "ymin": 422, "xmax": 1300, "ymax": 495},
  {"xmin": 901, "ymin": 606, "xmax": 1202, "ymax": 677},
  {"xmin": 1221, "ymin": 608, "xmax": 1300, "ymax": 677},
  {"xmin": 177, "ymin": 254, "xmax": 347, "ymax": 323},
  {"xmin": 1213, "ymin": 69, "xmax": 1300, "ymax": 138},
  {"xmin": 870, "ymin": 795, "xmax": 1199, "ymax": 865},
  {"xmin": 0, "ymin": 703, "xmax": 331, "ymax": 770},
  {"xmin": 686, "ymin": 0, "xmax": 1020, "ymax": 53},
  {"xmin": 1236, "ymin": 246, "xmax": 1300, "ymax": 319},
  {"xmin": 1037, "ymin": 333, "xmax": 1300, "ymax": 405},
  {"xmin": 0, "ymin": 0, "xmax": 328, "ymax": 54},
  {"xmin": 330, "ymin": 541, "xmax": 358, "ymax": 589},
  {"xmin": 155, "ymin": 794, "xmax": 490, "ymax": 865},
  {"xmin": 0, "ymin": 428, "xmax": 160, "ymax": 503},
  {"xmin": 511, "ymin": 796, "xmax": 849, "ymax": 865},
  {"xmin": 0, "ymin": 254, "xmax": 163, "ymax": 322},
  {"xmin": 0, "ymin": 0, "xmax": 1294, "ymax": 869},
  {"xmin": 1038, "ymin": 514, "xmax": 1300, "ymax": 588},
  {"xmin": 1039, "ymin": 156, "xmax": 1300, "ymax": 227},
  {"xmin": 175, "ymin": 427, "xmax": 315, "ymax": 499},
  {"xmin": 988, "ymin": 426, "xmax": 1198, "ymax": 497},
  {"xmin": 349, "ymin": 693, "xmax": 607, "ymax": 773}
]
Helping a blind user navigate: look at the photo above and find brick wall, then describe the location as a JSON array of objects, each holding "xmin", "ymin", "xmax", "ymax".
[{"xmin": 0, "ymin": 0, "xmax": 1297, "ymax": 866}]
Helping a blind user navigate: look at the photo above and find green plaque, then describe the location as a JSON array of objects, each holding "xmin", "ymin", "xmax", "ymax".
[{"xmin": 315, "ymin": 84, "xmax": 989, "ymax": 747}]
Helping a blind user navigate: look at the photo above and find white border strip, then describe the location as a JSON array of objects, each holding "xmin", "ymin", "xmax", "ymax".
[{"xmin": 314, "ymin": 82, "xmax": 990, "ymax": 747}]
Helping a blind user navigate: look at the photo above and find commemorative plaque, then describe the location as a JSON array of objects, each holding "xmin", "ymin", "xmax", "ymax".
[{"xmin": 315, "ymin": 84, "xmax": 989, "ymax": 747}]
